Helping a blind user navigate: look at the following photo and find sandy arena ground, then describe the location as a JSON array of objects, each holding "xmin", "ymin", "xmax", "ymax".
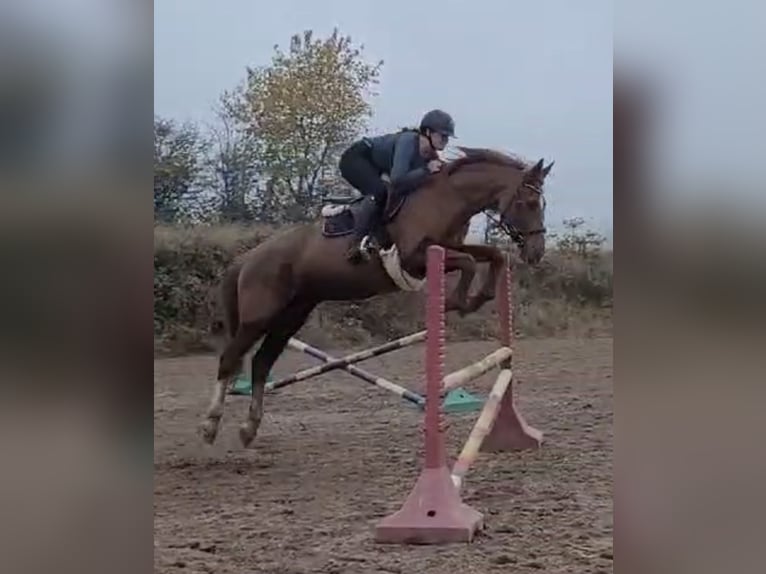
[{"xmin": 154, "ymin": 336, "xmax": 613, "ymax": 573}]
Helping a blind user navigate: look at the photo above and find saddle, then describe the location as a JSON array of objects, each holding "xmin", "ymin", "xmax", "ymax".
[
  {"xmin": 320, "ymin": 176, "xmax": 424, "ymax": 291},
  {"xmin": 320, "ymin": 175, "xmax": 407, "ymax": 247}
]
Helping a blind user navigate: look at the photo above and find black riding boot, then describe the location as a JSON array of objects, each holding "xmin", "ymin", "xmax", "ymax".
[{"xmin": 346, "ymin": 196, "xmax": 380, "ymax": 264}]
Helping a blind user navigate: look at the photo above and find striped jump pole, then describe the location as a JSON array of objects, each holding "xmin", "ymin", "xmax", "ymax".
[
  {"xmin": 276, "ymin": 338, "xmax": 426, "ymax": 408},
  {"xmin": 269, "ymin": 331, "xmax": 426, "ymax": 390},
  {"xmin": 375, "ymin": 245, "xmax": 543, "ymax": 545},
  {"xmin": 375, "ymin": 245, "xmax": 484, "ymax": 544},
  {"xmin": 478, "ymin": 248, "xmax": 543, "ymax": 452}
]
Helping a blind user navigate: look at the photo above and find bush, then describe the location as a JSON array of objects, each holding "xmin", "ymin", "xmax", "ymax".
[{"xmin": 153, "ymin": 223, "xmax": 612, "ymax": 355}]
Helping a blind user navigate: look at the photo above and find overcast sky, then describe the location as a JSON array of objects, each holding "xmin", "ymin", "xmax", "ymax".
[
  {"xmin": 615, "ymin": 0, "xmax": 766, "ymax": 213},
  {"xmin": 155, "ymin": 0, "xmax": 613, "ymax": 238}
]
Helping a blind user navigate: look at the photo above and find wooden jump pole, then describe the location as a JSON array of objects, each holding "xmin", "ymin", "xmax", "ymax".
[
  {"xmin": 450, "ymin": 368, "xmax": 512, "ymax": 490},
  {"xmin": 275, "ymin": 338, "xmax": 426, "ymax": 408},
  {"xmin": 269, "ymin": 331, "xmax": 426, "ymax": 388},
  {"xmin": 441, "ymin": 347, "xmax": 512, "ymax": 395},
  {"xmin": 232, "ymin": 333, "xmax": 427, "ymax": 402}
]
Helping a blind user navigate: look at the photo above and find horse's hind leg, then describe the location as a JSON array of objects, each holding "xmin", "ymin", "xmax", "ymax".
[
  {"xmin": 200, "ymin": 320, "xmax": 266, "ymax": 444},
  {"xmin": 200, "ymin": 282, "xmax": 287, "ymax": 445},
  {"xmin": 239, "ymin": 299, "xmax": 317, "ymax": 447}
]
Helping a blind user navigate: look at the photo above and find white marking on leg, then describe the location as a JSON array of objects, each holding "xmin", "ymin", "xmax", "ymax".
[
  {"xmin": 201, "ymin": 378, "xmax": 230, "ymax": 444},
  {"xmin": 239, "ymin": 381, "xmax": 266, "ymax": 447}
]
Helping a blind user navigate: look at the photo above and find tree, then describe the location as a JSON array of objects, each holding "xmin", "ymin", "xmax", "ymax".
[
  {"xmin": 154, "ymin": 116, "xmax": 209, "ymax": 223},
  {"xmin": 222, "ymin": 28, "xmax": 383, "ymax": 222},
  {"xmin": 555, "ymin": 217, "xmax": 607, "ymax": 258},
  {"xmin": 206, "ymin": 105, "xmax": 259, "ymax": 223}
]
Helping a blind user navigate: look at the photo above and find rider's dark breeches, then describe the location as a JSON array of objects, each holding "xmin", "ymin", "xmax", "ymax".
[{"xmin": 338, "ymin": 140, "xmax": 388, "ymax": 204}]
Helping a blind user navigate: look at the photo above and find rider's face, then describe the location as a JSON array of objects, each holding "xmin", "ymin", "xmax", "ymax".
[{"xmin": 429, "ymin": 131, "xmax": 449, "ymax": 151}]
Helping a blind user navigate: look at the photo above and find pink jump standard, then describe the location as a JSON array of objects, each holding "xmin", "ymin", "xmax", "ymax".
[{"xmin": 374, "ymin": 245, "xmax": 542, "ymax": 545}]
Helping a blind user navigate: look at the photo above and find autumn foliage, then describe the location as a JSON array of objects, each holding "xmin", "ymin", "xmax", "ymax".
[{"xmin": 221, "ymin": 29, "xmax": 383, "ymax": 221}]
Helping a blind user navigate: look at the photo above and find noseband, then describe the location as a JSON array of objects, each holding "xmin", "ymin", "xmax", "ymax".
[{"xmin": 485, "ymin": 182, "xmax": 547, "ymax": 247}]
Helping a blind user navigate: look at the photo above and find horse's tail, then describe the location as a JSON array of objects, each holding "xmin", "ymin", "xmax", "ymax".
[{"xmin": 220, "ymin": 261, "xmax": 242, "ymax": 339}]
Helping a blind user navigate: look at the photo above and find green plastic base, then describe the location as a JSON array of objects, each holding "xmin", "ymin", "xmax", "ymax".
[
  {"xmin": 442, "ymin": 387, "xmax": 484, "ymax": 413},
  {"xmin": 227, "ymin": 374, "xmax": 273, "ymax": 395},
  {"xmin": 402, "ymin": 387, "xmax": 483, "ymax": 413}
]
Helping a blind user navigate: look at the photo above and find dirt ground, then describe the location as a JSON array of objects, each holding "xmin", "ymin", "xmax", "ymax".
[{"xmin": 154, "ymin": 336, "xmax": 613, "ymax": 574}]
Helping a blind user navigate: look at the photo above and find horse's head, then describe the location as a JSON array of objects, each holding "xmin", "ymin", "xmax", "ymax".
[
  {"xmin": 497, "ymin": 158, "xmax": 552, "ymax": 264},
  {"xmin": 442, "ymin": 147, "xmax": 552, "ymax": 263}
]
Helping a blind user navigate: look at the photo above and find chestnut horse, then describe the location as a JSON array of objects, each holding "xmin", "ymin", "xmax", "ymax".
[{"xmin": 201, "ymin": 147, "xmax": 552, "ymax": 447}]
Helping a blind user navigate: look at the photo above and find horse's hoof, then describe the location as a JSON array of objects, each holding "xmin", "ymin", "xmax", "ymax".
[
  {"xmin": 238, "ymin": 422, "xmax": 258, "ymax": 448},
  {"xmin": 359, "ymin": 236, "xmax": 377, "ymax": 253},
  {"xmin": 200, "ymin": 419, "xmax": 219, "ymax": 444}
]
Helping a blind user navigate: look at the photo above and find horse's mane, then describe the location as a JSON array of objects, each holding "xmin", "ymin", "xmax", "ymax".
[{"xmin": 445, "ymin": 146, "xmax": 531, "ymax": 175}]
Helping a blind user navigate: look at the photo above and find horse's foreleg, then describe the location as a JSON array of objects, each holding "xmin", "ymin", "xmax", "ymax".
[
  {"xmin": 445, "ymin": 244, "xmax": 508, "ymax": 313},
  {"xmin": 400, "ymin": 239, "xmax": 477, "ymax": 314},
  {"xmin": 443, "ymin": 249, "xmax": 478, "ymax": 315}
]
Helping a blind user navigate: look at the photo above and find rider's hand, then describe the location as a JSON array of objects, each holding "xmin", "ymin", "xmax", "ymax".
[{"xmin": 427, "ymin": 159, "xmax": 442, "ymax": 174}]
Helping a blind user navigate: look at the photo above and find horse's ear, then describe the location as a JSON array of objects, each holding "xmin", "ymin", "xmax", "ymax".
[
  {"xmin": 528, "ymin": 158, "xmax": 544, "ymax": 176},
  {"xmin": 543, "ymin": 160, "xmax": 555, "ymax": 176}
]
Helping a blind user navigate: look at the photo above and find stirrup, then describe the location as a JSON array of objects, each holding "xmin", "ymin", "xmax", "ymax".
[{"xmin": 360, "ymin": 235, "xmax": 378, "ymax": 253}]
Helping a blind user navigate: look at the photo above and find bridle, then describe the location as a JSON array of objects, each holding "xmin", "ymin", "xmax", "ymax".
[{"xmin": 484, "ymin": 181, "xmax": 547, "ymax": 247}]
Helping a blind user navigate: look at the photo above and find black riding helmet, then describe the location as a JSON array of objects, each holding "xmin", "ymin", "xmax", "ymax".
[{"xmin": 419, "ymin": 109, "xmax": 456, "ymax": 138}]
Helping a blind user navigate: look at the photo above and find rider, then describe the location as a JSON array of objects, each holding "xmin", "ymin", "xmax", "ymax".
[{"xmin": 338, "ymin": 109, "xmax": 456, "ymax": 263}]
